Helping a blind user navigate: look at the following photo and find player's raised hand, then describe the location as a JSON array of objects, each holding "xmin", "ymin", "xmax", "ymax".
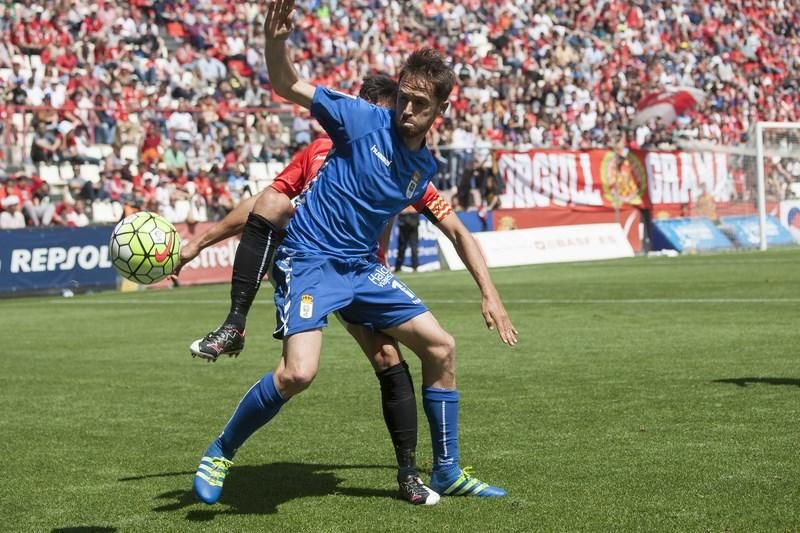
[
  {"xmin": 264, "ymin": 0, "xmax": 295, "ymax": 41},
  {"xmin": 481, "ymin": 294, "xmax": 519, "ymax": 346}
]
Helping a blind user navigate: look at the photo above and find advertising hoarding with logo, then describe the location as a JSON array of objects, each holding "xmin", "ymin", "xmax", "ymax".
[
  {"xmin": 719, "ymin": 215, "xmax": 797, "ymax": 248},
  {"xmin": 0, "ymin": 226, "xmax": 117, "ymax": 294},
  {"xmin": 438, "ymin": 223, "xmax": 634, "ymax": 270},
  {"xmin": 383, "ymin": 218, "xmax": 440, "ymax": 272},
  {"xmin": 779, "ymin": 201, "xmax": 800, "ymax": 242},
  {"xmin": 650, "ymin": 217, "xmax": 733, "ymax": 252}
]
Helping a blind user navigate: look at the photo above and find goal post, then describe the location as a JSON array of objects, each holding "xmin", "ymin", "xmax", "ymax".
[
  {"xmin": 677, "ymin": 121, "xmax": 800, "ymax": 251},
  {"xmin": 754, "ymin": 122, "xmax": 800, "ymax": 250}
]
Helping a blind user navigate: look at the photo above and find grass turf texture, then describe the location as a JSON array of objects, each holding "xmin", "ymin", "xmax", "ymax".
[{"xmin": 2, "ymin": 248, "xmax": 799, "ymax": 532}]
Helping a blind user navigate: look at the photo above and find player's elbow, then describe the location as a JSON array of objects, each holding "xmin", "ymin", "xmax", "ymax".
[{"xmin": 270, "ymin": 79, "xmax": 294, "ymax": 100}]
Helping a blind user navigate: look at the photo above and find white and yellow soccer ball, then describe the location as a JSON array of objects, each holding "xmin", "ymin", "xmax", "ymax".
[{"xmin": 109, "ymin": 211, "xmax": 181, "ymax": 284}]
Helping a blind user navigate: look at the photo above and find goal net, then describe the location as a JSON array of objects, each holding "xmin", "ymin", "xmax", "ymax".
[{"xmin": 677, "ymin": 121, "xmax": 800, "ymax": 250}]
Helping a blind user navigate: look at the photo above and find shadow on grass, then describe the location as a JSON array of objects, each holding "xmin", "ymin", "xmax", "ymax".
[
  {"xmin": 50, "ymin": 526, "xmax": 117, "ymax": 533},
  {"xmin": 121, "ymin": 462, "xmax": 397, "ymax": 521},
  {"xmin": 713, "ymin": 377, "xmax": 800, "ymax": 388}
]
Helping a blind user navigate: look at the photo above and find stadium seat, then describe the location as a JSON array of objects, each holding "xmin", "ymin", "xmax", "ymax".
[
  {"xmin": 39, "ymin": 164, "xmax": 63, "ymax": 186},
  {"xmin": 28, "ymin": 54, "xmax": 42, "ymax": 72},
  {"xmin": 248, "ymin": 162, "xmax": 268, "ymax": 181},
  {"xmin": 59, "ymin": 163, "xmax": 75, "ymax": 181},
  {"xmin": 90, "ymin": 201, "xmax": 112, "ymax": 223},
  {"xmin": 80, "ymin": 164, "xmax": 101, "ymax": 183},
  {"xmin": 266, "ymin": 161, "xmax": 284, "ymax": 181},
  {"xmin": 97, "ymin": 145, "xmax": 114, "ymax": 158},
  {"xmin": 84, "ymin": 145, "xmax": 105, "ymax": 161},
  {"xmin": 120, "ymin": 144, "xmax": 139, "ymax": 164},
  {"xmin": 91, "ymin": 200, "xmax": 123, "ymax": 224},
  {"xmin": 173, "ymin": 199, "xmax": 191, "ymax": 222},
  {"xmin": 111, "ymin": 201, "xmax": 124, "ymax": 220}
]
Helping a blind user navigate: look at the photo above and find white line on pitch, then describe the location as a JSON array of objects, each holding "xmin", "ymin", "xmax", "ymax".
[{"xmin": 41, "ymin": 297, "xmax": 800, "ymax": 305}]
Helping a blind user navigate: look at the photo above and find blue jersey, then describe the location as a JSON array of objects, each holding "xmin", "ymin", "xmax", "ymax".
[{"xmin": 283, "ymin": 87, "xmax": 438, "ymax": 258}]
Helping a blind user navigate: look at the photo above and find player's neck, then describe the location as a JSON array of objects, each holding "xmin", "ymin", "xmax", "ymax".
[{"xmin": 401, "ymin": 133, "xmax": 426, "ymax": 151}]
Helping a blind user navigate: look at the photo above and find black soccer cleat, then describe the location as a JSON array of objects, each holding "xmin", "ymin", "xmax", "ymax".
[
  {"xmin": 398, "ymin": 473, "xmax": 440, "ymax": 506},
  {"xmin": 190, "ymin": 325, "xmax": 245, "ymax": 362}
]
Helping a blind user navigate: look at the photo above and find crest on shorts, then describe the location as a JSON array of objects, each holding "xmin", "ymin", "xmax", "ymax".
[
  {"xmin": 299, "ymin": 294, "xmax": 314, "ymax": 319},
  {"xmin": 405, "ymin": 170, "xmax": 421, "ymax": 198}
]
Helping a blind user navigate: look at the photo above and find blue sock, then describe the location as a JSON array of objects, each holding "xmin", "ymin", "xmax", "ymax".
[
  {"xmin": 218, "ymin": 372, "xmax": 287, "ymax": 458},
  {"xmin": 422, "ymin": 387, "xmax": 460, "ymax": 479}
]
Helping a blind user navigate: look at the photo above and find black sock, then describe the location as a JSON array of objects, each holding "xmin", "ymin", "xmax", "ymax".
[
  {"xmin": 377, "ymin": 361, "xmax": 418, "ymax": 477},
  {"xmin": 226, "ymin": 213, "xmax": 284, "ymax": 330}
]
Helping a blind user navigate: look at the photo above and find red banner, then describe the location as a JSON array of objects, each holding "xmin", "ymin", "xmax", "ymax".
[
  {"xmin": 496, "ymin": 149, "xmax": 648, "ymax": 210},
  {"xmin": 492, "ymin": 206, "xmax": 641, "ymax": 251},
  {"xmin": 496, "ymin": 149, "xmax": 746, "ymax": 214},
  {"xmin": 151, "ymin": 222, "xmax": 238, "ymax": 288}
]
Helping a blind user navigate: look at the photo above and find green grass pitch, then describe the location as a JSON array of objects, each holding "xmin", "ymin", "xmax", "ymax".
[{"xmin": 2, "ymin": 249, "xmax": 799, "ymax": 532}]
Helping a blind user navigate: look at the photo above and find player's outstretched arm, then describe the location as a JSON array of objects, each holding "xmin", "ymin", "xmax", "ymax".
[
  {"xmin": 174, "ymin": 193, "xmax": 262, "ymax": 275},
  {"xmin": 263, "ymin": 0, "xmax": 315, "ymax": 109},
  {"xmin": 435, "ymin": 214, "xmax": 519, "ymax": 346}
]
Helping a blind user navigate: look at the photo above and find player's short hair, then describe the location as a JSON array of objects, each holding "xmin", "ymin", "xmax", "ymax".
[
  {"xmin": 359, "ymin": 74, "xmax": 398, "ymax": 105},
  {"xmin": 398, "ymin": 47, "xmax": 456, "ymax": 103}
]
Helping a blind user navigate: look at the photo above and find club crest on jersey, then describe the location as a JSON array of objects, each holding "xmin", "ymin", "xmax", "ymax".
[
  {"xmin": 299, "ymin": 294, "xmax": 314, "ymax": 319},
  {"xmin": 405, "ymin": 170, "xmax": 421, "ymax": 198}
]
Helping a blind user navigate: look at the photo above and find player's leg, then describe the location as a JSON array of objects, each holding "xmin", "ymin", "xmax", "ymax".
[
  {"xmin": 344, "ymin": 323, "xmax": 439, "ymax": 505},
  {"xmin": 344, "ymin": 263, "xmax": 503, "ymax": 497},
  {"xmin": 409, "ymin": 227, "xmax": 418, "ymax": 271},
  {"xmin": 190, "ymin": 189, "xmax": 293, "ymax": 361},
  {"xmin": 395, "ymin": 225, "xmax": 408, "ymax": 272},
  {"xmin": 384, "ymin": 312, "xmax": 507, "ymax": 497},
  {"xmin": 193, "ymin": 330, "xmax": 322, "ymax": 504}
]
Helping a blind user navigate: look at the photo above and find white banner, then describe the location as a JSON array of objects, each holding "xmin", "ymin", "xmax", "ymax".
[{"xmin": 439, "ymin": 223, "xmax": 634, "ymax": 270}]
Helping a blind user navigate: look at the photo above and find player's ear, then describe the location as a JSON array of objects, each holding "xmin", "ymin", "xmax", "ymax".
[{"xmin": 438, "ymin": 100, "xmax": 449, "ymax": 116}]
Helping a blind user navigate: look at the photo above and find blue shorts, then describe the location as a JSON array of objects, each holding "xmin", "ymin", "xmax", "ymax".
[{"xmin": 271, "ymin": 250, "xmax": 428, "ymax": 339}]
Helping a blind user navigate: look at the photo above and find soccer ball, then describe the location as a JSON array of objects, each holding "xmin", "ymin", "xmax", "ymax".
[{"xmin": 109, "ymin": 211, "xmax": 181, "ymax": 284}]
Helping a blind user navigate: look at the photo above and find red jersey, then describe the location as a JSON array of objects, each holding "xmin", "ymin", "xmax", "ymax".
[{"xmin": 269, "ymin": 136, "xmax": 333, "ymax": 198}]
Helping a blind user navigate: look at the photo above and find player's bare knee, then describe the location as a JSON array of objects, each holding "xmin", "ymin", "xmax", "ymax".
[
  {"xmin": 376, "ymin": 343, "xmax": 403, "ymax": 369},
  {"xmin": 253, "ymin": 190, "xmax": 293, "ymax": 228},
  {"xmin": 428, "ymin": 333, "xmax": 456, "ymax": 364},
  {"xmin": 277, "ymin": 367, "xmax": 317, "ymax": 395}
]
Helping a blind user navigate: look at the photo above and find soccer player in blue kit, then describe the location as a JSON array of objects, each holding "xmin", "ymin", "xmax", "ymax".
[{"xmin": 193, "ymin": 0, "xmax": 518, "ymax": 505}]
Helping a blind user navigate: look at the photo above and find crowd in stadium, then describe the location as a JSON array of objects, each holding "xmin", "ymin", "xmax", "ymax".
[{"xmin": 1, "ymin": 0, "xmax": 800, "ymax": 228}]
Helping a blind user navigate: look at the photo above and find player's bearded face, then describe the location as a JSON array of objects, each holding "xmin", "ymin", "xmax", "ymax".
[{"xmin": 395, "ymin": 76, "xmax": 445, "ymax": 139}]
